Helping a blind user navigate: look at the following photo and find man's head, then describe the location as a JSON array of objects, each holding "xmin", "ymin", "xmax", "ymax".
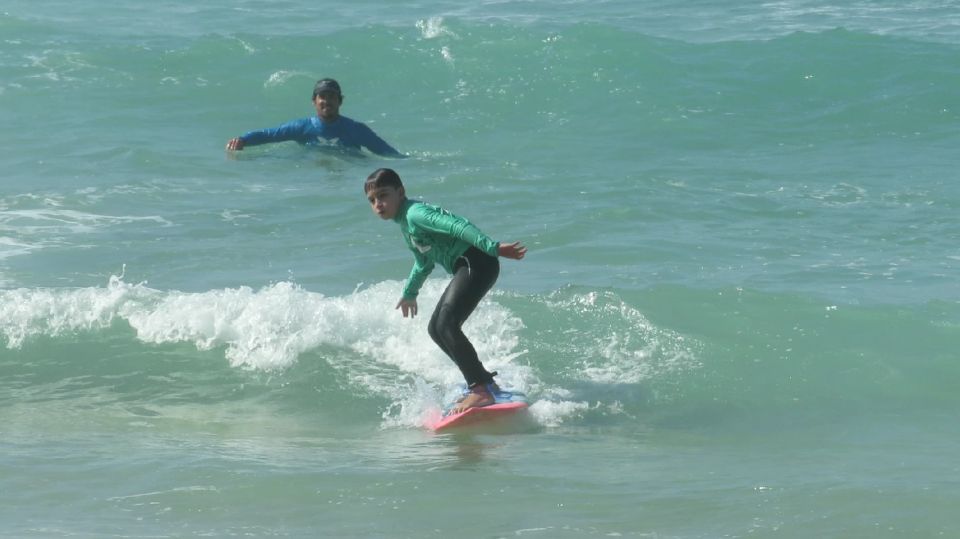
[
  {"xmin": 312, "ymin": 78, "xmax": 343, "ymax": 121},
  {"xmin": 312, "ymin": 78, "xmax": 342, "ymax": 100}
]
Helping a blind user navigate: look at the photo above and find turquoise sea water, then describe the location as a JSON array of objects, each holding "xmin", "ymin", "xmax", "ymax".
[{"xmin": 2, "ymin": 1, "xmax": 959, "ymax": 537}]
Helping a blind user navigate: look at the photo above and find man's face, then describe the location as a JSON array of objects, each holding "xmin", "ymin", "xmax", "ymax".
[{"xmin": 313, "ymin": 91, "xmax": 342, "ymax": 121}]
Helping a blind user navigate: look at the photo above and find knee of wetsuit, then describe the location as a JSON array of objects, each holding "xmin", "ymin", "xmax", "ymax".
[
  {"xmin": 426, "ymin": 316, "xmax": 442, "ymax": 343},
  {"xmin": 431, "ymin": 303, "xmax": 459, "ymax": 331}
]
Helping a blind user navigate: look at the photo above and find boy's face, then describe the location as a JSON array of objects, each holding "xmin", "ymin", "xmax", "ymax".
[
  {"xmin": 366, "ymin": 185, "xmax": 404, "ymax": 220},
  {"xmin": 313, "ymin": 91, "xmax": 342, "ymax": 121}
]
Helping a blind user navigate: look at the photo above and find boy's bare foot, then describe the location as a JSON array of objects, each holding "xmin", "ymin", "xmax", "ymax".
[{"xmin": 449, "ymin": 385, "xmax": 496, "ymax": 415}]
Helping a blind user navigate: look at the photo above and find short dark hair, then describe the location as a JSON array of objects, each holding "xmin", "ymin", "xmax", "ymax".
[
  {"xmin": 365, "ymin": 168, "xmax": 404, "ymax": 193},
  {"xmin": 312, "ymin": 78, "xmax": 342, "ymax": 99}
]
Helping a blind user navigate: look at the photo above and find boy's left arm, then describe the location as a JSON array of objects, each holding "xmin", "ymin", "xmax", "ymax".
[{"xmin": 417, "ymin": 208, "xmax": 499, "ymax": 257}]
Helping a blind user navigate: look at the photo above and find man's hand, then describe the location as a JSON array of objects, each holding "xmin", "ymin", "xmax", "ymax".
[{"xmin": 225, "ymin": 137, "xmax": 245, "ymax": 151}]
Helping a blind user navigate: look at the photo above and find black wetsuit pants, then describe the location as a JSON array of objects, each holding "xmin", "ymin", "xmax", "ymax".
[{"xmin": 427, "ymin": 246, "xmax": 499, "ymax": 388}]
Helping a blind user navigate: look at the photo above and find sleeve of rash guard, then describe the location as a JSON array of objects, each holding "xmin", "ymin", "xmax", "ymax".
[
  {"xmin": 409, "ymin": 204, "xmax": 499, "ymax": 258},
  {"xmin": 357, "ymin": 123, "xmax": 404, "ymax": 157},
  {"xmin": 240, "ymin": 118, "xmax": 311, "ymax": 146},
  {"xmin": 402, "ymin": 249, "xmax": 434, "ymax": 300}
]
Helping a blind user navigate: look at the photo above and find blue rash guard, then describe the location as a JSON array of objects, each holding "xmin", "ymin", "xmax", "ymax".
[
  {"xmin": 239, "ymin": 115, "xmax": 403, "ymax": 157},
  {"xmin": 394, "ymin": 199, "xmax": 500, "ymax": 300}
]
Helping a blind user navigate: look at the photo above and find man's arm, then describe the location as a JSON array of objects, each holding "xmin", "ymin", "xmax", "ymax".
[
  {"xmin": 357, "ymin": 123, "xmax": 405, "ymax": 157},
  {"xmin": 226, "ymin": 118, "xmax": 312, "ymax": 150}
]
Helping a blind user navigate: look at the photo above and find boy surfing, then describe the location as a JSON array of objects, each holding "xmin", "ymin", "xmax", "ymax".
[{"xmin": 364, "ymin": 168, "xmax": 526, "ymax": 413}]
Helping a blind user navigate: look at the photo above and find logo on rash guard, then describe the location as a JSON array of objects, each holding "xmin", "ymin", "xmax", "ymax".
[
  {"xmin": 411, "ymin": 239, "xmax": 432, "ymax": 253},
  {"xmin": 314, "ymin": 136, "xmax": 340, "ymax": 146}
]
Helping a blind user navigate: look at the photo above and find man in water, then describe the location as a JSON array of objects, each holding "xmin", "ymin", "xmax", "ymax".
[{"xmin": 225, "ymin": 78, "xmax": 404, "ymax": 157}]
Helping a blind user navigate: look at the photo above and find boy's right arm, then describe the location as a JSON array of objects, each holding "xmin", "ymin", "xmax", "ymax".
[{"xmin": 401, "ymin": 251, "xmax": 434, "ymax": 301}]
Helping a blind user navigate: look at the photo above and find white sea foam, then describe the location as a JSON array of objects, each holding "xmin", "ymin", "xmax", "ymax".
[
  {"xmin": 529, "ymin": 399, "xmax": 590, "ymax": 427},
  {"xmin": 0, "ymin": 275, "xmax": 151, "ymax": 349},
  {"xmin": 0, "ymin": 276, "xmax": 618, "ymax": 428},
  {"xmin": 543, "ymin": 290, "xmax": 702, "ymax": 385},
  {"xmin": 416, "ymin": 17, "xmax": 455, "ymax": 40},
  {"xmin": 265, "ymin": 70, "xmax": 310, "ymax": 88},
  {"xmin": 0, "ymin": 207, "xmax": 171, "ymax": 236},
  {"xmin": 0, "ymin": 236, "xmax": 42, "ymax": 260}
]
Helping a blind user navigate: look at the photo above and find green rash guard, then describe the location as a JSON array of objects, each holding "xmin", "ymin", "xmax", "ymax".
[{"xmin": 393, "ymin": 199, "xmax": 500, "ymax": 300}]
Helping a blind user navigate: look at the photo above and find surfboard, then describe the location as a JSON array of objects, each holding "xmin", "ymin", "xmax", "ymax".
[{"xmin": 429, "ymin": 388, "xmax": 530, "ymax": 432}]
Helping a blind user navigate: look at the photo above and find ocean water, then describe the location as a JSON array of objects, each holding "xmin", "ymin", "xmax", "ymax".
[{"xmin": 2, "ymin": 0, "xmax": 959, "ymax": 537}]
